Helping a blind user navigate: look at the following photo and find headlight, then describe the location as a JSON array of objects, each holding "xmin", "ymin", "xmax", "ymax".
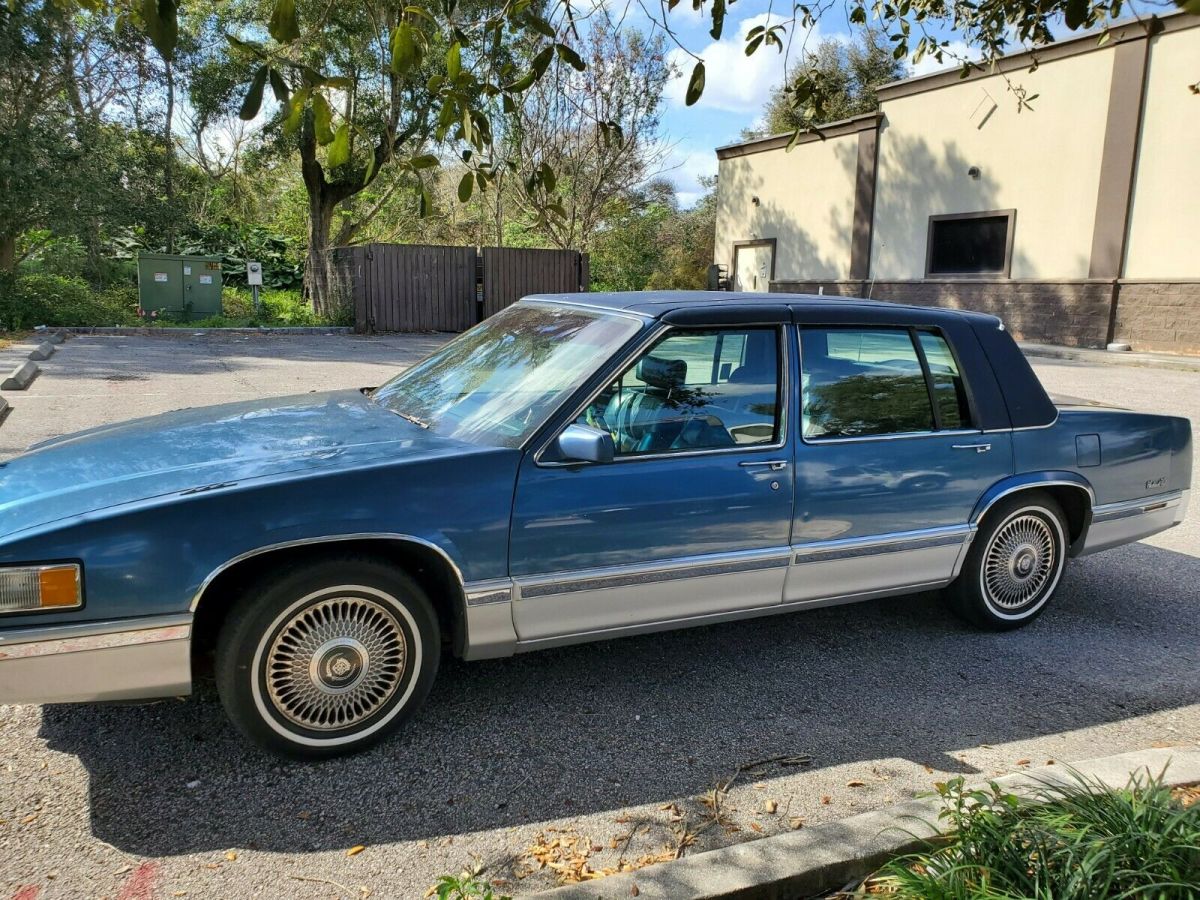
[{"xmin": 0, "ymin": 564, "xmax": 82, "ymax": 614}]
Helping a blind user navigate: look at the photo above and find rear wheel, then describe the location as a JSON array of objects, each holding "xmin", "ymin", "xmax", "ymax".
[
  {"xmin": 215, "ymin": 556, "xmax": 440, "ymax": 759},
  {"xmin": 948, "ymin": 492, "xmax": 1068, "ymax": 630}
]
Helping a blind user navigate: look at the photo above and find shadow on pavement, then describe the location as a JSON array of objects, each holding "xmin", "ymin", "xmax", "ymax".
[{"xmin": 39, "ymin": 540, "xmax": 1200, "ymax": 857}]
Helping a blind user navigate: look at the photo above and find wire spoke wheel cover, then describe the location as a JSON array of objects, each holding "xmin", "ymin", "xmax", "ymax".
[
  {"xmin": 264, "ymin": 596, "xmax": 407, "ymax": 731},
  {"xmin": 982, "ymin": 513, "xmax": 1057, "ymax": 611}
]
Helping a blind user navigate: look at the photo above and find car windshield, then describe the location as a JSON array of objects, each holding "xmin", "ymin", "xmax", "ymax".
[{"xmin": 371, "ymin": 302, "xmax": 644, "ymax": 448}]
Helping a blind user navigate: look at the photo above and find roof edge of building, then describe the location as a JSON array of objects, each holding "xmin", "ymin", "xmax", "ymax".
[
  {"xmin": 714, "ymin": 11, "xmax": 1197, "ymax": 160},
  {"xmin": 715, "ymin": 112, "xmax": 880, "ymax": 160}
]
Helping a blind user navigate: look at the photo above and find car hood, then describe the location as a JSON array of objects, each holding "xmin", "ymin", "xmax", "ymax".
[{"xmin": 0, "ymin": 389, "xmax": 483, "ymax": 540}]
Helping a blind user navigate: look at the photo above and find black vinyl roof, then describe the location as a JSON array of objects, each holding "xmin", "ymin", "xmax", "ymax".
[{"xmin": 524, "ymin": 290, "xmax": 1003, "ymax": 329}]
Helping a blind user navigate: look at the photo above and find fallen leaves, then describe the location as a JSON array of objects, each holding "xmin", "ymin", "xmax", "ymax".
[
  {"xmin": 788, "ymin": 817, "xmax": 805, "ymax": 830},
  {"xmin": 1015, "ymin": 759, "xmax": 1031, "ymax": 767},
  {"xmin": 224, "ymin": 851, "xmax": 237, "ymax": 862},
  {"xmin": 346, "ymin": 845, "xmax": 365, "ymax": 857},
  {"xmin": 1172, "ymin": 783, "xmax": 1199, "ymax": 809},
  {"xmin": 762, "ymin": 799, "xmax": 777, "ymax": 814},
  {"xmin": 846, "ymin": 780, "xmax": 866, "ymax": 788},
  {"xmin": 517, "ymin": 830, "xmax": 676, "ymax": 885}
]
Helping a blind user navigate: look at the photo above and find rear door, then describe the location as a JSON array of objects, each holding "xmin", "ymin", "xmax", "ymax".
[{"xmin": 787, "ymin": 322, "xmax": 1013, "ymax": 604}]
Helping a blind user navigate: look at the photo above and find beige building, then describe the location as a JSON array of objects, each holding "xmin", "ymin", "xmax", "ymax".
[{"xmin": 713, "ymin": 13, "xmax": 1200, "ymax": 354}]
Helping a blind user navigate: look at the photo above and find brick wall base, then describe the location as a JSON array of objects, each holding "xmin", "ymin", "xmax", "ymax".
[
  {"xmin": 769, "ymin": 279, "xmax": 1116, "ymax": 349},
  {"xmin": 1111, "ymin": 282, "xmax": 1200, "ymax": 355}
]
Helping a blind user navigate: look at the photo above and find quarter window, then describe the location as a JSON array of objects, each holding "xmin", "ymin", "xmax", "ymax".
[
  {"xmin": 800, "ymin": 327, "xmax": 972, "ymax": 440},
  {"xmin": 576, "ymin": 328, "xmax": 781, "ymax": 456}
]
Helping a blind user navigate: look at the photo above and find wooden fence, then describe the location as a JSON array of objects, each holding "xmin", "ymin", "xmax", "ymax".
[{"xmin": 332, "ymin": 243, "xmax": 588, "ymax": 333}]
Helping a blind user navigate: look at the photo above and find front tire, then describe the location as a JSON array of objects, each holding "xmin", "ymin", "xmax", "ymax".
[
  {"xmin": 948, "ymin": 492, "xmax": 1068, "ymax": 630},
  {"xmin": 215, "ymin": 556, "xmax": 440, "ymax": 759}
]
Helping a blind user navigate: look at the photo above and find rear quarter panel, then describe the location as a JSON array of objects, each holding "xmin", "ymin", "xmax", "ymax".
[{"xmin": 1012, "ymin": 409, "xmax": 1191, "ymax": 505}]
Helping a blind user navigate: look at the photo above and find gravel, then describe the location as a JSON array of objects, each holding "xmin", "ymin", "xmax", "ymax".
[{"xmin": 2, "ymin": 335, "xmax": 1197, "ymax": 899}]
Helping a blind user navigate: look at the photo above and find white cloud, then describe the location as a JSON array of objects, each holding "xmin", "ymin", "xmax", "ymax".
[
  {"xmin": 909, "ymin": 40, "xmax": 975, "ymax": 77},
  {"xmin": 662, "ymin": 142, "xmax": 718, "ymax": 207},
  {"xmin": 665, "ymin": 12, "xmax": 817, "ymax": 113}
]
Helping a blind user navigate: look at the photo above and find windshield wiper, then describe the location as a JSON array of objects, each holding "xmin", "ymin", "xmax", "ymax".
[{"xmin": 393, "ymin": 410, "xmax": 432, "ymax": 429}]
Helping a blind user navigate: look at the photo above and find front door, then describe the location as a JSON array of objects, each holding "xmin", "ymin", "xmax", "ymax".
[
  {"xmin": 733, "ymin": 241, "xmax": 775, "ymax": 292},
  {"xmin": 787, "ymin": 325, "xmax": 1013, "ymax": 604},
  {"xmin": 510, "ymin": 324, "xmax": 794, "ymax": 643}
]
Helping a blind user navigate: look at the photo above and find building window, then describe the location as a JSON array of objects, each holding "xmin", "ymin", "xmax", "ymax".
[{"xmin": 925, "ymin": 210, "xmax": 1015, "ymax": 277}]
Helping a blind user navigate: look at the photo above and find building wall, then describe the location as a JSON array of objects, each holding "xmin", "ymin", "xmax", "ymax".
[
  {"xmin": 1123, "ymin": 29, "xmax": 1200, "ymax": 280},
  {"xmin": 871, "ymin": 51, "xmax": 1113, "ymax": 280},
  {"xmin": 715, "ymin": 131, "xmax": 859, "ymax": 281}
]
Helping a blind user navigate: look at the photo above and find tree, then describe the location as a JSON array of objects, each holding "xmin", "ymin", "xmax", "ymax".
[
  {"xmin": 504, "ymin": 23, "xmax": 673, "ymax": 251},
  {"xmin": 747, "ymin": 30, "xmax": 908, "ymax": 138}
]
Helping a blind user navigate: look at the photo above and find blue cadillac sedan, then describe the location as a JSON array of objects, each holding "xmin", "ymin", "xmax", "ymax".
[{"xmin": 0, "ymin": 293, "xmax": 1191, "ymax": 757}]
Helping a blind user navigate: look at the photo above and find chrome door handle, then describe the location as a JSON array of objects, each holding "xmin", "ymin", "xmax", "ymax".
[
  {"xmin": 952, "ymin": 443, "xmax": 992, "ymax": 453},
  {"xmin": 739, "ymin": 459, "xmax": 789, "ymax": 470}
]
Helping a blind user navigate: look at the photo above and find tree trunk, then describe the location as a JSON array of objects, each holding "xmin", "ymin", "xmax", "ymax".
[
  {"xmin": 305, "ymin": 191, "xmax": 338, "ymax": 317},
  {"xmin": 0, "ymin": 234, "xmax": 16, "ymax": 274},
  {"xmin": 163, "ymin": 58, "xmax": 175, "ymax": 254}
]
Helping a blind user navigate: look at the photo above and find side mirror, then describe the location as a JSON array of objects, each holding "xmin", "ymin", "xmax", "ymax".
[{"xmin": 555, "ymin": 424, "xmax": 615, "ymax": 464}]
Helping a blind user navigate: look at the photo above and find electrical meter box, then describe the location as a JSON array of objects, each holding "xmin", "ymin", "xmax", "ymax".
[
  {"xmin": 136, "ymin": 253, "xmax": 223, "ymax": 320},
  {"xmin": 246, "ymin": 261, "xmax": 263, "ymax": 286}
]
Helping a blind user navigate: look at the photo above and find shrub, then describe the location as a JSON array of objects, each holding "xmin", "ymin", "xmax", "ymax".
[
  {"xmin": 0, "ymin": 274, "xmax": 139, "ymax": 329},
  {"xmin": 869, "ymin": 769, "xmax": 1200, "ymax": 898}
]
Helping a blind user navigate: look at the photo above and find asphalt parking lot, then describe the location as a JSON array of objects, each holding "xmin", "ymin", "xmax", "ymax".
[{"xmin": 2, "ymin": 334, "xmax": 1198, "ymax": 899}]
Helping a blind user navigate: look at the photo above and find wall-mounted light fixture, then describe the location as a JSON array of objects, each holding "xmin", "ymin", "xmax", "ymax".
[
  {"xmin": 967, "ymin": 165, "xmax": 982, "ymax": 180},
  {"xmin": 751, "ymin": 195, "xmax": 761, "ymax": 206}
]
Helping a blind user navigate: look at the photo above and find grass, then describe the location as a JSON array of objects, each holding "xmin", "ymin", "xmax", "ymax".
[{"xmin": 857, "ymin": 769, "xmax": 1200, "ymax": 899}]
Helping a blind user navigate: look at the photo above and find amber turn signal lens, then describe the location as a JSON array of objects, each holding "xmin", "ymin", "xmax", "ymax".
[{"xmin": 38, "ymin": 565, "xmax": 81, "ymax": 608}]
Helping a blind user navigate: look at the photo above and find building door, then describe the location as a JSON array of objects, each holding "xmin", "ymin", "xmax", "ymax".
[{"xmin": 733, "ymin": 240, "xmax": 775, "ymax": 292}]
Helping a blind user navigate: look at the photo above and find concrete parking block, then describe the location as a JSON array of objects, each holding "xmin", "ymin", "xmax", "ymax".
[
  {"xmin": 28, "ymin": 342, "xmax": 55, "ymax": 361},
  {"xmin": 0, "ymin": 396, "xmax": 8, "ymax": 423},
  {"xmin": 543, "ymin": 749, "xmax": 1200, "ymax": 899},
  {"xmin": 1, "ymin": 359, "xmax": 39, "ymax": 390},
  {"xmin": 47, "ymin": 331, "xmax": 66, "ymax": 344}
]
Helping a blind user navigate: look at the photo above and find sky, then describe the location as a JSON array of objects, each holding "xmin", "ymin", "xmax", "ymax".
[{"xmin": 603, "ymin": 0, "xmax": 975, "ymax": 207}]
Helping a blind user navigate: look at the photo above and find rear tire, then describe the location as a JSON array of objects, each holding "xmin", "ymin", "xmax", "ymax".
[
  {"xmin": 215, "ymin": 556, "xmax": 440, "ymax": 759},
  {"xmin": 948, "ymin": 491, "xmax": 1068, "ymax": 631}
]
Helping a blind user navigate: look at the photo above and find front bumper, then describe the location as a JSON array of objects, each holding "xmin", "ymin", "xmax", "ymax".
[
  {"xmin": 1080, "ymin": 489, "xmax": 1190, "ymax": 556},
  {"xmin": 0, "ymin": 614, "xmax": 192, "ymax": 704}
]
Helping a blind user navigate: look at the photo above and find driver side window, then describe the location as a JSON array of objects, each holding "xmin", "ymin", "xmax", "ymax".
[{"xmin": 576, "ymin": 328, "xmax": 781, "ymax": 456}]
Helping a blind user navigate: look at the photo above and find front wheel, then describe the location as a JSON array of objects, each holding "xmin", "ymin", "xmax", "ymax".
[
  {"xmin": 215, "ymin": 556, "xmax": 440, "ymax": 759},
  {"xmin": 947, "ymin": 492, "xmax": 1068, "ymax": 630}
]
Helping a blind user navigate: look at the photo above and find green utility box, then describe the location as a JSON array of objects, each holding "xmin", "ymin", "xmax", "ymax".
[{"xmin": 136, "ymin": 253, "xmax": 223, "ymax": 320}]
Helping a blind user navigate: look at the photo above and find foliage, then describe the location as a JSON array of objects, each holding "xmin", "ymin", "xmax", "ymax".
[
  {"xmin": 177, "ymin": 223, "xmax": 304, "ymax": 290},
  {"xmin": 590, "ymin": 177, "xmax": 716, "ymax": 292},
  {"xmin": 870, "ymin": 769, "xmax": 1200, "ymax": 898},
  {"xmin": 0, "ymin": 275, "xmax": 139, "ymax": 329},
  {"xmin": 154, "ymin": 288, "xmax": 347, "ymax": 327},
  {"xmin": 749, "ymin": 30, "xmax": 909, "ymax": 137},
  {"xmin": 431, "ymin": 872, "xmax": 510, "ymax": 900}
]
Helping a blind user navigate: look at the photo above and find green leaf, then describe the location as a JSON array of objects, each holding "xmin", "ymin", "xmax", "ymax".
[
  {"xmin": 321, "ymin": 76, "xmax": 354, "ymax": 89},
  {"xmin": 410, "ymin": 154, "xmax": 439, "ymax": 169},
  {"xmin": 140, "ymin": 0, "xmax": 178, "ymax": 61},
  {"xmin": 524, "ymin": 14, "xmax": 555, "ymax": 37},
  {"xmin": 745, "ymin": 34, "xmax": 763, "ymax": 55},
  {"xmin": 1064, "ymin": 0, "xmax": 1090, "ymax": 29},
  {"xmin": 283, "ymin": 88, "xmax": 309, "ymax": 134},
  {"xmin": 391, "ymin": 23, "xmax": 418, "ymax": 75},
  {"xmin": 239, "ymin": 65, "xmax": 268, "ymax": 120},
  {"xmin": 685, "ymin": 61, "xmax": 705, "ymax": 106},
  {"xmin": 327, "ymin": 123, "xmax": 351, "ymax": 168},
  {"xmin": 268, "ymin": 68, "xmax": 290, "ymax": 103},
  {"xmin": 446, "ymin": 42, "xmax": 462, "ymax": 81},
  {"xmin": 506, "ymin": 69, "xmax": 537, "ymax": 92},
  {"xmin": 556, "ymin": 43, "xmax": 586, "ymax": 71},
  {"xmin": 225, "ymin": 34, "xmax": 263, "ymax": 56},
  {"xmin": 709, "ymin": 0, "xmax": 725, "ymax": 40},
  {"xmin": 1178, "ymin": 0, "xmax": 1200, "ymax": 13},
  {"xmin": 539, "ymin": 161, "xmax": 556, "ymax": 191},
  {"xmin": 457, "ymin": 171, "xmax": 474, "ymax": 202},
  {"xmin": 312, "ymin": 92, "xmax": 335, "ymax": 145},
  {"xmin": 363, "ymin": 150, "xmax": 377, "ymax": 185},
  {"xmin": 268, "ymin": 0, "xmax": 301, "ymax": 43}
]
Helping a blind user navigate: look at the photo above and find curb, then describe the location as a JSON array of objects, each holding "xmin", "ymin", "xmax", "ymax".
[
  {"xmin": 0, "ymin": 396, "xmax": 8, "ymax": 423},
  {"xmin": 1020, "ymin": 342, "xmax": 1200, "ymax": 373},
  {"xmin": 1, "ymin": 360, "xmax": 39, "ymax": 391},
  {"xmin": 63, "ymin": 326, "xmax": 354, "ymax": 337},
  {"xmin": 28, "ymin": 341, "xmax": 55, "ymax": 361},
  {"xmin": 538, "ymin": 748, "xmax": 1200, "ymax": 899}
]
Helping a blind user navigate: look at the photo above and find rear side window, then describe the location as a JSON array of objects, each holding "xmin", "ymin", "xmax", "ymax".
[{"xmin": 800, "ymin": 327, "xmax": 972, "ymax": 440}]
